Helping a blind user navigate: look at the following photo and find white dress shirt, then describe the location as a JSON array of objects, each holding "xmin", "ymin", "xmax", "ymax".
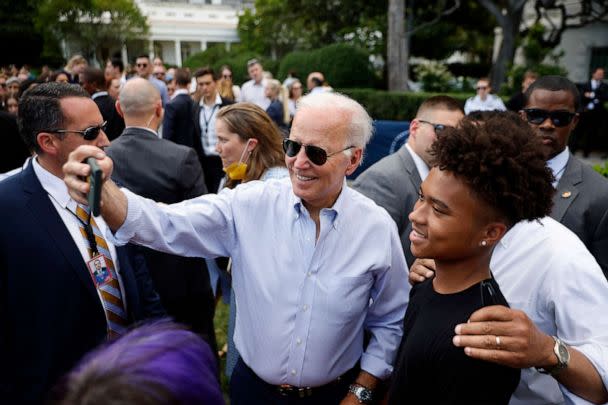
[
  {"xmin": 108, "ymin": 177, "xmax": 409, "ymax": 386},
  {"xmin": 32, "ymin": 158, "xmax": 127, "ymax": 307},
  {"xmin": 547, "ymin": 147, "xmax": 570, "ymax": 187},
  {"xmin": 240, "ymin": 79, "xmax": 270, "ymax": 110},
  {"xmin": 492, "ymin": 218, "xmax": 608, "ymax": 405},
  {"xmin": 199, "ymin": 93, "xmax": 222, "ymax": 156},
  {"xmin": 404, "ymin": 143, "xmax": 430, "ymax": 181},
  {"xmin": 464, "ymin": 94, "xmax": 507, "ymax": 115}
]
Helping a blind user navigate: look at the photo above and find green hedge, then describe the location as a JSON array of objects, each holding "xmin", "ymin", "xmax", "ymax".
[
  {"xmin": 278, "ymin": 44, "xmax": 375, "ymax": 89},
  {"xmin": 339, "ymin": 89, "xmax": 472, "ymax": 121}
]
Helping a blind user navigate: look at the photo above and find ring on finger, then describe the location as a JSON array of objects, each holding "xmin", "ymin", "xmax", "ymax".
[{"xmin": 495, "ymin": 335, "xmax": 501, "ymax": 349}]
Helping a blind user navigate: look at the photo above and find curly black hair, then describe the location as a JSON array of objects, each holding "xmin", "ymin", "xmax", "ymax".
[{"xmin": 429, "ymin": 112, "xmax": 554, "ymax": 226}]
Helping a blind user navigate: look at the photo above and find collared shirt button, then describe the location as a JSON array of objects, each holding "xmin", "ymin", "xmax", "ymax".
[
  {"xmin": 291, "ymin": 369, "xmax": 297, "ymax": 375},
  {"xmin": 302, "ymin": 304, "xmax": 308, "ymax": 311},
  {"xmin": 296, "ymin": 338, "xmax": 302, "ymax": 345},
  {"xmin": 307, "ymin": 271, "xmax": 312, "ymax": 277}
]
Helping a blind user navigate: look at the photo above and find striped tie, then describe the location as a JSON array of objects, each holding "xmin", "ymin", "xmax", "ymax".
[{"xmin": 75, "ymin": 204, "xmax": 129, "ymax": 339}]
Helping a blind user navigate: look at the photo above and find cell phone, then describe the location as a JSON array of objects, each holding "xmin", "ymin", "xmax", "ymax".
[{"xmin": 87, "ymin": 157, "xmax": 102, "ymax": 217}]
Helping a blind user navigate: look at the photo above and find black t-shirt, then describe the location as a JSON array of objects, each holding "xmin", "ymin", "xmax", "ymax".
[{"xmin": 388, "ymin": 277, "xmax": 520, "ymax": 405}]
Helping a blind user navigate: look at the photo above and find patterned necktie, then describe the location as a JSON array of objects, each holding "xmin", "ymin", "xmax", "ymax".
[{"xmin": 75, "ymin": 204, "xmax": 129, "ymax": 339}]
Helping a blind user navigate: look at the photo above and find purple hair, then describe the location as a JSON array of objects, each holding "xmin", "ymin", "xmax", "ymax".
[{"xmin": 58, "ymin": 319, "xmax": 224, "ymax": 404}]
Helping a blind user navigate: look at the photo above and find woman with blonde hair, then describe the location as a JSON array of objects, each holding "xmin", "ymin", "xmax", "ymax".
[
  {"xmin": 218, "ymin": 65, "xmax": 240, "ymax": 102},
  {"xmin": 64, "ymin": 55, "xmax": 88, "ymax": 84},
  {"xmin": 264, "ymin": 79, "xmax": 289, "ymax": 134},
  {"xmin": 207, "ymin": 102, "xmax": 288, "ymax": 378}
]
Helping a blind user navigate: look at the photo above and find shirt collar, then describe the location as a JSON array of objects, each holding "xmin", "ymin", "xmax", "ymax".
[
  {"xmin": 291, "ymin": 178, "xmax": 347, "ymax": 230},
  {"xmin": 171, "ymin": 88, "xmax": 189, "ymax": 99},
  {"xmin": 125, "ymin": 126, "xmax": 159, "ymax": 137},
  {"xmin": 546, "ymin": 147, "xmax": 569, "ymax": 187},
  {"xmin": 91, "ymin": 91, "xmax": 108, "ymax": 100},
  {"xmin": 405, "ymin": 143, "xmax": 430, "ymax": 181},
  {"xmin": 200, "ymin": 92, "xmax": 222, "ymax": 107},
  {"xmin": 32, "ymin": 157, "xmax": 74, "ymax": 209}
]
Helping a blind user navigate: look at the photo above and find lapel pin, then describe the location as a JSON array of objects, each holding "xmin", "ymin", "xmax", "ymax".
[{"xmin": 561, "ymin": 191, "xmax": 572, "ymax": 198}]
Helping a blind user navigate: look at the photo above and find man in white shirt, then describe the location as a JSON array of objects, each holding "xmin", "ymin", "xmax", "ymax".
[
  {"xmin": 0, "ymin": 82, "xmax": 164, "ymax": 403},
  {"xmin": 464, "ymin": 77, "xmax": 506, "ymax": 115},
  {"xmin": 193, "ymin": 67, "xmax": 234, "ymax": 192},
  {"xmin": 64, "ymin": 92, "xmax": 409, "ymax": 405},
  {"xmin": 240, "ymin": 59, "xmax": 270, "ymax": 109}
]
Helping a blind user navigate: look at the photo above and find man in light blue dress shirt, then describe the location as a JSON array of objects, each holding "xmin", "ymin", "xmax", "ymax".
[{"xmin": 63, "ymin": 92, "xmax": 410, "ymax": 405}]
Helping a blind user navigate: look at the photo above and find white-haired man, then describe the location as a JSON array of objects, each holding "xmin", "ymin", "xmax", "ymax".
[{"xmin": 63, "ymin": 92, "xmax": 409, "ymax": 405}]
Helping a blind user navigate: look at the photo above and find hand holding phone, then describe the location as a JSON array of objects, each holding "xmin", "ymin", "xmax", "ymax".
[{"xmin": 87, "ymin": 157, "xmax": 102, "ymax": 216}]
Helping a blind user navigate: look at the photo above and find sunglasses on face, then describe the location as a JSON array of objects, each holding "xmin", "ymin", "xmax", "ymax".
[
  {"xmin": 418, "ymin": 119, "xmax": 450, "ymax": 133},
  {"xmin": 223, "ymin": 74, "xmax": 232, "ymax": 79},
  {"xmin": 283, "ymin": 138, "xmax": 354, "ymax": 166},
  {"xmin": 47, "ymin": 121, "xmax": 108, "ymax": 141},
  {"xmin": 522, "ymin": 108, "xmax": 576, "ymax": 127},
  {"xmin": 476, "ymin": 86, "xmax": 488, "ymax": 90},
  {"xmin": 137, "ymin": 63, "xmax": 148, "ymax": 68}
]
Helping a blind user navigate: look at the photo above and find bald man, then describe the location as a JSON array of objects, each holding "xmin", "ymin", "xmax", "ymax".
[{"xmin": 106, "ymin": 79, "xmax": 218, "ymax": 355}]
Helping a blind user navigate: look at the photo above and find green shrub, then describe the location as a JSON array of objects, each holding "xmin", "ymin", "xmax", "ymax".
[
  {"xmin": 339, "ymin": 89, "xmax": 471, "ymax": 121},
  {"xmin": 593, "ymin": 162, "xmax": 608, "ymax": 178},
  {"xmin": 414, "ymin": 61, "xmax": 455, "ymax": 93},
  {"xmin": 278, "ymin": 44, "xmax": 375, "ymax": 89}
]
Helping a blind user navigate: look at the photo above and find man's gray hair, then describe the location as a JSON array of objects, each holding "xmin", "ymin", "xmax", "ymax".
[
  {"xmin": 297, "ymin": 92, "xmax": 373, "ymax": 150},
  {"xmin": 119, "ymin": 78, "xmax": 160, "ymax": 117}
]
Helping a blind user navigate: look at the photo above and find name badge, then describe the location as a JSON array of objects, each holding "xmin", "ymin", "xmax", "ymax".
[{"xmin": 87, "ymin": 254, "xmax": 112, "ymax": 287}]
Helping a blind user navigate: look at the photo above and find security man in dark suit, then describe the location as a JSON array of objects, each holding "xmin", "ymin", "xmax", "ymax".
[
  {"xmin": 0, "ymin": 82, "xmax": 164, "ymax": 403},
  {"xmin": 80, "ymin": 67, "xmax": 125, "ymax": 141},
  {"xmin": 162, "ymin": 68, "xmax": 197, "ymax": 147},
  {"xmin": 106, "ymin": 78, "xmax": 218, "ymax": 357}
]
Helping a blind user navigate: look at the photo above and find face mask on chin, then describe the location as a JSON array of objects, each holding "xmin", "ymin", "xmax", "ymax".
[{"xmin": 223, "ymin": 138, "xmax": 252, "ymax": 181}]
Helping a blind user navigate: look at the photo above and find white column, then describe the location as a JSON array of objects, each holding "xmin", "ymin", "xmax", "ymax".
[
  {"xmin": 200, "ymin": 41, "xmax": 207, "ymax": 52},
  {"xmin": 148, "ymin": 40, "xmax": 154, "ymax": 60},
  {"xmin": 121, "ymin": 43, "xmax": 128, "ymax": 65},
  {"xmin": 175, "ymin": 40, "xmax": 182, "ymax": 67}
]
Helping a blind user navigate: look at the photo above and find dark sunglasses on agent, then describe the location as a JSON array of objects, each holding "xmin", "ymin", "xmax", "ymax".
[
  {"xmin": 522, "ymin": 108, "xmax": 576, "ymax": 127},
  {"xmin": 283, "ymin": 138, "xmax": 354, "ymax": 166},
  {"xmin": 417, "ymin": 119, "xmax": 450, "ymax": 133},
  {"xmin": 46, "ymin": 121, "xmax": 108, "ymax": 141}
]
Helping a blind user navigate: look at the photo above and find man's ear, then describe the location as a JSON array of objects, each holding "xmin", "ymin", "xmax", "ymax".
[
  {"xmin": 37, "ymin": 132, "xmax": 60, "ymax": 155},
  {"xmin": 409, "ymin": 119, "xmax": 420, "ymax": 140},
  {"xmin": 115, "ymin": 100, "xmax": 124, "ymax": 118},
  {"xmin": 344, "ymin": 148, "xmax": 363, "ymax": 176}
]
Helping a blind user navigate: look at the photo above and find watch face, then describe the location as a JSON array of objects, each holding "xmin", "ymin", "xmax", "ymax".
[
  {"xmin": 558, "ymin": 343, "xmax": 569, "ymax": 361},
  {"xmin": 360, "ymin": 390, "xmax": 373, "ymax": 401}
]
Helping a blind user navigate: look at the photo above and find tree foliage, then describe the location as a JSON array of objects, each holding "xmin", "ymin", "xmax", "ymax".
[{"xmin": 35, "ymin": 0, "xmax": 148, "ymax": 63}]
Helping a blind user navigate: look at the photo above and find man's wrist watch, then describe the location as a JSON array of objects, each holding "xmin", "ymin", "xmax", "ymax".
[
  {"xmin": 536, "ymin": 336, "xmax": 570, "ymax": 376},
  {"xmin": 349, "ymin": 383, "xmax": 374, "ymax": 404}
]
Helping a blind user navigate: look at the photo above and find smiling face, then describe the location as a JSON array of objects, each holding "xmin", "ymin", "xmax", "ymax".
[
  {"xmin": 286, "ymin": 106, "xmax": 361, "ymax": 213},
  {"xmin": 523, "ymin": 89, "xmax": 578, "ymax": 160},
  {"xmin": 409, "ymin": 168, "xmax": 488, "ymax": 261}
]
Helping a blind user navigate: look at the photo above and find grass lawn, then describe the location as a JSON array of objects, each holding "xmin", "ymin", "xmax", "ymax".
[{"xmin": 214, "ymin": 300, "xmax": 231, "ymax": 403}]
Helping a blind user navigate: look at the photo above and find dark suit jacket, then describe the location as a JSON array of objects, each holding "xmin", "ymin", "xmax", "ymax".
[
  {"xmin": 552, "ymin": 154, "xmax": 608, "ymax": 278},
  {"xmin": 352, "ymin": 145, "xmax": 421, "ymax": 267},
  {"xmin": 93, "ymin": 93, "xmax": 125, "ymax": 141},
  {"xmin": 163, "ymin": 92, "xmax": 197, "ymax": 148},
  {"xmin": 0, "ymin": 161, "xmax": 165, "ymax": 403},
  {"xmin": 580, "ymin": 80, "xmax": 608, "ymax": 112},
  {"xmin": 106, "ymin": 127, "xmax": 218, "ymax": 354}
]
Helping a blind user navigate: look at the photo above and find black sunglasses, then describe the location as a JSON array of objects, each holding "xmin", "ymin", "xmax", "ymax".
[
  {"xmin": 47, "ymin": 121, "xmax": 107, "ymax": 141},
  {"xmin": 418, "ymin": 119, "xmax": 450, "ymax": 133},
  {"xmin": 283, "ymin": 139, "xmax": 354, "ymax": 166},
  {"xmin": 522, "ymin": 108, "xmax": 576, "ymax": 127},
  {"xmin": 137, "ymin": 63, "xmax": 148, "ymax": 68}
]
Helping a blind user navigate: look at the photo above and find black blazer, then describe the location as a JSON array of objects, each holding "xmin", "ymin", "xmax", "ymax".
[
  {"xmin": 0, "ymin": 111, "xmax": 30, "ymax": 172},
  {"xmin": 162, "ymin": 92, "xmax": 197, "ymax": 150},
  {"xmin": 106, "ymin": 127, "xmax": 218, "ymax": 354},
  {"xmin": 0, "ymin": 161, "xmax": 165, "ymax": 403},
  {"xmin": 580, "ymin": 80, "xmax": 608, "ymax": 112},
  {"xmin": 93, "ymin": 93, "xmax": 125, "ymax": 141}
]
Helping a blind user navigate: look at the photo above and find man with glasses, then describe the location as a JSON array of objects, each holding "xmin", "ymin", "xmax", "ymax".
[
  {"xmin": 134, "ymin": 55, "xmax": 168, "ymax": 107},
  {"xmin": 63, "ymin": 91, "xmax": 409, "ymax": 405},
  {"xmin": 353, "ymin": 95, "xmax": 464, "ymax": 266},
  {"xmin": 464, "ymin": 77, "xmax": 506, "ymax": 115},
  {"xmin": 240, "ymin": 59, "xmax": 270, "ymax": 109},
  {"xmin": 520, "ymin": 75, "xmax": 608, "ymax": 276},
  {"xmin": 0, "ymin": 82, "xmax": 164, "ymax": 403}
]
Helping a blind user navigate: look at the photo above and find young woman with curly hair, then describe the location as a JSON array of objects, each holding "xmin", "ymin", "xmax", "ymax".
[{"xmin": 388, "ymin": 113, "xmax": 555, "ymax": 404}]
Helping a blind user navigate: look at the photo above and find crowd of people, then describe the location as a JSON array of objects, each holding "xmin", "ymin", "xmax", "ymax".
[{"xmin": 0, "ymin": 52, "xmax": 607, "ymax": 405}]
